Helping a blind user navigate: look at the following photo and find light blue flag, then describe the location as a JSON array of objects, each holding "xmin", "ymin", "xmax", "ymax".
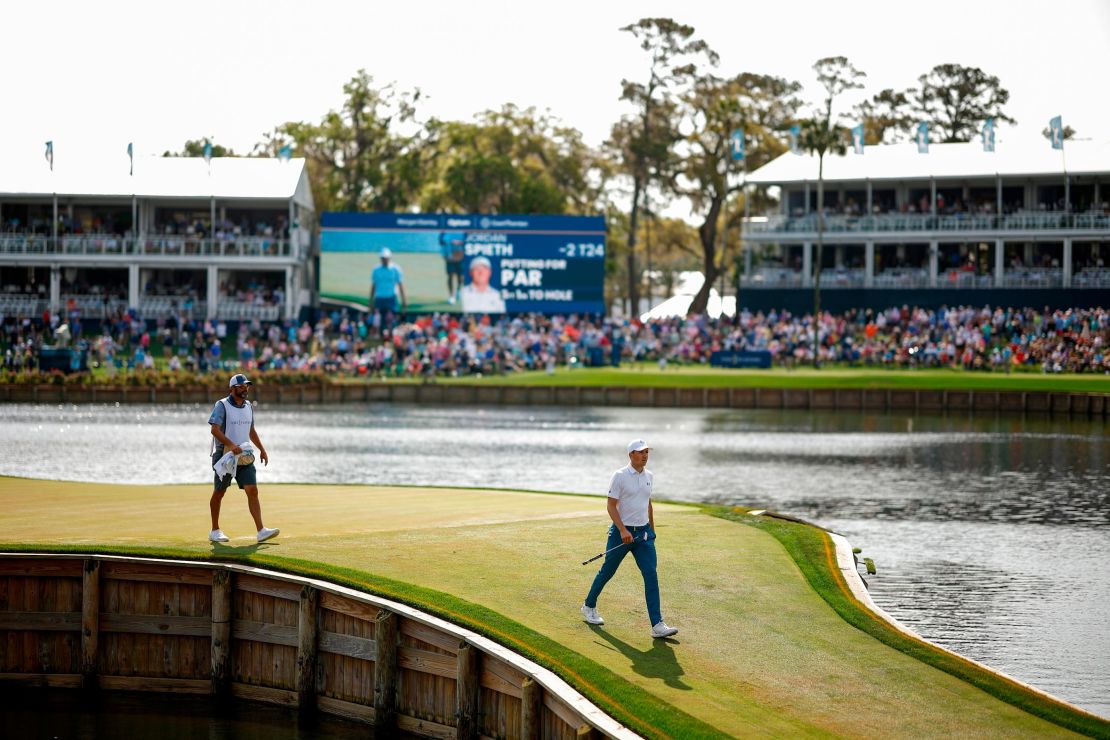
[
  {"xmin": 981, "ymin": 119, "xmax": 995, "ymax": 152},
  {"xmin": 851, "ymin": 124, "xmax": 865, "ymax": 155},
  {"xmin": 1049, "ymin": 115, "xmax": 1063, "ymax": 150},
  {"xmin": 45, "ymin": 140, "xmax": 54, "ymax": 171},
  {"xmin": 127, "ymin": 142, "xmax": 134, "ymax": 175},
  {"xmin": 278, "ymin": 145, "xmax": 292, "ymax": 162},
  {"xmin": 915, "ymin": 122, "xmax": 929, "ymax": 154},
  {"xmin": 730, "ymin": 129, "xmax": 745, "ymax": 162},
  {"xmin": 788, "ymin": 124, "xmax": 801, "ymax": 154},
  {"xmin": 203, "ymin": 141, "xmax": 213, "ymax": 163}
]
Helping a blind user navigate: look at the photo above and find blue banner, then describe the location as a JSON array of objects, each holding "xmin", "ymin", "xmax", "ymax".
[
  {"xmin": 730, "ymin": 129, "xmax": 745, "ymax": 162},
  {"xmin": 788, "ymin": 124, "xmax": 801, "ymax": 154},
  {"xmin": 981, "ymin": 118, "xmax": 995, "ymax": 152},
  {"xmin": 915, "ymin": 122, "xmax": 929, "ymax": 154},
  {"xmin": 710, "ymin": 350, "xmax": 772, "ymax": 369},
  {"xmin": 320, "ymin": 213, "xmax": 606, "ymax": 314},
  {"xmin": 851, "ymin": 124, "xmax": 865, "ymax": 155},
  {"xmin": 1049, "ymin": 115, "xmax": 1064, "ymax": 150}
]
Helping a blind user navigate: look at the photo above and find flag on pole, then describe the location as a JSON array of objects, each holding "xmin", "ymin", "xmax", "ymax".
[
  {"xmin": 45, "ymin": 141, "xmax": 54, "ymax": 171},
  {"xmin": 1048, "ymin": 115, "xmax": 1064, "ymax": 150},
  {"xmin": 278, "ymin": 145, "xmax": 292, "ymax": 162},
  {"xmin": 788, "ymin": 124, "xmax": 801, "ymax": 155},
  {"xmin": 127, "ymin": 142, "xmax": 134, "ymax": 175},
  {"xmin": 851, "ymin": 124, "xmax": 865, "ymax": 155},
  {"xmin": 981, "ymin": 118, "xmax": 995, "ymax": 152},
  {"xmin": 915, "ymin": 122, "xmax": 929, "ymax": 154},
  {"xmin": 730, "ymin": 129, "xmax": 745, "ymax": 162}
]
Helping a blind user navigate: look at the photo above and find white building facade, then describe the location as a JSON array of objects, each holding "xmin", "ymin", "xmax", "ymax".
[
  {"xmin": 0, "ymin": 154, "xmax": 315, "ymax": 324},
  {"xmin": 740, "ymin": 139, "xmax": 1110, "ymax": 311}
]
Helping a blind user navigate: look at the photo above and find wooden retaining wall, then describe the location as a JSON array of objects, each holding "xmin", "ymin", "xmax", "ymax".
[
  {"xmin": 0, "ymin": 382, "xmax": 1106, "ymax": 418},
  {"xmin": 0, "ymin": 554, "xmax": 634, "ymax": 740}
]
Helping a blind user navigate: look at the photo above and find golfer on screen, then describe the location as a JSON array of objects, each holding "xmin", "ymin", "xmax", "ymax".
[{"xmin": 581, "ymin": 439, "xmax": 678, "ymax": 638}]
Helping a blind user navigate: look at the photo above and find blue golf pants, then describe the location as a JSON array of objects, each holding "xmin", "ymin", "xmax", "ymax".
[{"xmin": 584, "ymin": 523, "xmax": 661, "ymax": 626}]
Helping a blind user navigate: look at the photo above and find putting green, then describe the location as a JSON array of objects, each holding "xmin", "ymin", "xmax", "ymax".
[{"xmin": 0, "ymin": 477, "xmax": 1086, "ymax": 738}]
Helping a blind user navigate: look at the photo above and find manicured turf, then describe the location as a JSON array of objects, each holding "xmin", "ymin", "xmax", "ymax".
[
  {"xmin": 431, "ymin": 364, "xmax": 1110, "ymax": 393},
  {"xmin": 1, "ymin": 477, "xmax": 1104, "ymax": 738}
]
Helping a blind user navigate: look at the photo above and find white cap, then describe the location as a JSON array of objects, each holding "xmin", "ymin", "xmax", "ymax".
[
  {"xmin": 469, "ymin": 255, "xmax": 492, "ymax": 270},
  {"xmin": 380, "ymin": 248, "xmax": 392, "ymax": 259},
  {"xmin": 627, "ymin": 439, "xmax": 650, "ymax": 453}
]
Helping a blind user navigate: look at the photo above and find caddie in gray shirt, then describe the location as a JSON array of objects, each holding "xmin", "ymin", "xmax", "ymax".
[
  {"xmin": 581, "ymin": 439, "xmax": 678, "ymax": 638},
  {"xmin": 207, "ymin": 373, "xmax": 279, "ymax": 545}
]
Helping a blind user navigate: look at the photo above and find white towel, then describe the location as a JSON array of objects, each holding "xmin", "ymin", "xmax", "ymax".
[
  {"xmin": 213, "ymin": 442, "xmax": 254, "ymax": 478},
  {"xmin": 213, "ymin": 451, "xmax": 236, "ymax": 479}
]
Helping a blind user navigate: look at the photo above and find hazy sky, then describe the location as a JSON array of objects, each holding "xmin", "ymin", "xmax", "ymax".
[{"xmin": 3, "ymin": 0, "xmax": 1108, "ymax": 160}]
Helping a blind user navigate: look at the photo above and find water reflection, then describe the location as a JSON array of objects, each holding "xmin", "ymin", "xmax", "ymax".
[{"xmin": 0, "ymin": 402, "xmax": 1106, "ymax": 716}]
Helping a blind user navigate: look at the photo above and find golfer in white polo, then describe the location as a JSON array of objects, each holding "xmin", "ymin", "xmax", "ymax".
[{"xmin": 582, "ymin": 439, "xmax": 678, "ymax": 638}]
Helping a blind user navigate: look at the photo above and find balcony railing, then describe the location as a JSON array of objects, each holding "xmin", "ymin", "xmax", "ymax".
[
  {"xmin": 0, "ymin": 234, "xmax": 293, "ymax": 258},
  {"xmin": 739, "ymin": 266, "xmax": 1102, "ymax": 289},
  {"xmin": 745, "ymin": 211, "xmax": 1110, "ymax": 235},
  {"xmin": 217, "ymin": 301, "xmax": 282, "ymax": 321}
]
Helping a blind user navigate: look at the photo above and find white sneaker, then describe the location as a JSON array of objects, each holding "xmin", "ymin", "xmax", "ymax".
[
  {"xmin": 209, "ymin": 529, "xmax": 230, "ymax": 543},
  {"xmin": 651, "ymin": 621, "xmax": 678, "ymax": 638},
  {"xmin": 256, "ymin": 527, "xmax": 280, "ymax": 543},
  {"xmin": 580, "ymin": 604, "xmax": 604, "ymax": 625},
  {"xmin": 447, "ymin": 296, "xmax": 456, "ymax": 305}
]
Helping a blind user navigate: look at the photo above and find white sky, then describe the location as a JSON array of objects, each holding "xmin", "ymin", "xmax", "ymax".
[{"xmin": 3, "ymin": 0, "xmax": 1108, "ymax": 162}]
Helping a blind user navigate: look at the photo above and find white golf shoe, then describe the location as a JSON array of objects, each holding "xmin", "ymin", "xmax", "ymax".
[
  {"xmin": 208, "ymin": 529, "xmax": 230, "ymax": 543},
  {"xmin": 580, "ymin": 604, "xmax": 604, "ymax": 625},
  {"xmin": 651, "ymin": 621, "xmax": 678, "ymax": 638},
  {"xmin": 256, "ymin": 527, "xmax": 280, "ymax": 543}
]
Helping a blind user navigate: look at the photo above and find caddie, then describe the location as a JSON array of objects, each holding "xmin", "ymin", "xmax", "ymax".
[{"xmin": 207, "ymin": 373, "xmax": 279, "ymax": 544}]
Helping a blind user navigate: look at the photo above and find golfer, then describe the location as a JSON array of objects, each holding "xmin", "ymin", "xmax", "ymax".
[
  {"xmin": 460, "ymin": 255, "xmax": 506, "ymax": 314},
  {"xmin": 369, "ymin": 247, "xmax": 406, "ymax": 317},
  {"xmin": 581, "ymin": 439, "xmax": 678, "ymax": 638},
  {"xmin": 208, "ymin": 374, "xmax": 279, "ymax": 544}
]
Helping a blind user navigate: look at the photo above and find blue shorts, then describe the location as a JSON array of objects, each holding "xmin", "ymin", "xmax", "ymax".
[
  {"xmin": 374, "ymin": 297, "xmax": 397, "ymax": 312},
  {"xmin": 446, "ymin": 260, "xmax": 464, "ymax": 276},
  {"xmin": 212, "ymin": 451, "xmax": 257, "ymax": 492}
]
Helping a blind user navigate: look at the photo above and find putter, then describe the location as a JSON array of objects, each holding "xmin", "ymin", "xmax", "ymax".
[{"xmin": 581, "ymin": 531, "xmax": 647, "ymax": 565}]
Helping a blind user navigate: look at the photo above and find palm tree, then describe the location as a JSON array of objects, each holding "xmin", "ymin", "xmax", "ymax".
[{"xmin": 797, "ymin": 57, "xmax": 864, "ymax": 368}]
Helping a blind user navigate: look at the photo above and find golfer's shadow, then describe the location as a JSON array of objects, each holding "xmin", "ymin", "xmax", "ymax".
[
  {"xmin": 588, "ymin": 625, "xmax": 691, "ymax": 690},
  {"xmin": 210, "ymin": 542, "xmax": 279, "ymax": 555}
]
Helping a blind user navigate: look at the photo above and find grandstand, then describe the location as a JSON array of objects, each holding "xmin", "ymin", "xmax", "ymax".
[
  {"xmin": 0, "ymin": 154, "xmax": 315, "ymax": 324},
  {"xmin": 741, "ymin": 139, "xmax": 1110, "ymax": 312}
]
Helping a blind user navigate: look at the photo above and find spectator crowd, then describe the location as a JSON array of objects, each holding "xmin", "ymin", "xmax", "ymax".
[{"xmin": 4, "ymin": 304, "xmax": 1109, "ymax": 379}]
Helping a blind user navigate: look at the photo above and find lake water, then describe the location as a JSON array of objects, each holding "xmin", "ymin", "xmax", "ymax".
[{"xmin": 1, "ymin": 402, "xmax": 1107, "ymax": 717}]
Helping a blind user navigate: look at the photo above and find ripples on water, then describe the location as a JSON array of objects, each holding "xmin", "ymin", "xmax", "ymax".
[{"xmin": 0, "ymin": 402, "xmax": 1107, "ymax": 717}]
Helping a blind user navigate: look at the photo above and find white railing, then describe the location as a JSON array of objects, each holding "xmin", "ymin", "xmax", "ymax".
[
  {"xmin": 0, "ymin": 294, "xmax": 47, "ymax": 316},
  {"xmin": 746, "ymin": 211, "xmax": 1110, "ymax": 234},
  {"xmin": 217, "ymin": 301, "xmax": 281, "ymax": 321},
  {"xmin": 872, "ymin": 269, "xmax": 930, "ymax": 288},
  {"xmin": 138, "ymin": 297, "xmax": 207, "ymax": 319},
  {"xmin": 1074, "ymin": 268, "xmax": 1110, "ymax": 288},
  {"xmin": 740, "ymin": 268, "xmax": 804, "ymax": 288},
  {"xmin": 60, "ymin": 294, "xmax": 128, "ymax": 314},
  {"xmin": 0, "ymin": 234, "xmax": 291, "ymax": 258},
  {"xmin": 1001, "ymin": 270, "xmax": 1064, "ymax": 289}
]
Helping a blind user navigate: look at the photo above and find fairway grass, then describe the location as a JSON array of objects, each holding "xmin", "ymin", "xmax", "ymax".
[
  {"xmin": 1, "ymin": 477, "xmax": 1105, "ymax": 738},
  {"xmin": 428, "ymin": 364, "xmax": 1110, "ymax": 394}
]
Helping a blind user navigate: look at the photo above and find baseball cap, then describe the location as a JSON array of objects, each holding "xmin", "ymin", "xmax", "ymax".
[
  {"xmin": 627, "ymin": 439, "xmax": 650, "ymax": 453},
  {"xmin": 229, "ymin": 373, "xmax": 252, "ymax": 387},
  {"xmin": 469, "ymin": 255, "xmax": 491, "ymax": 270},
  {"xmin": 380, "ymin": 248, "xmax": 392, "ymax": 259}
]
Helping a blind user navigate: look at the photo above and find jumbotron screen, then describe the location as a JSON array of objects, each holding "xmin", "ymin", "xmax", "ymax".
[{"xmin": 320, "ymin": 213, "xmax": 606, "ymax": 314}]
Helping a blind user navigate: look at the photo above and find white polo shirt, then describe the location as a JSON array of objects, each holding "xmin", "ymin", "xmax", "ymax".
[{"xmin": 607, "ymin": 464, "xmax": 653, "ymax": 527}]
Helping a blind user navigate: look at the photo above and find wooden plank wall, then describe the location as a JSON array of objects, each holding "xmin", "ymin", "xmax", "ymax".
[{"xmin": 0, "ymin": 556, "xmax": 599, "ymax": 739}]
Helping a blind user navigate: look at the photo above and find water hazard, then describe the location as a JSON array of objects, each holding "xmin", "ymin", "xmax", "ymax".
[{"xmin": 0, "ymin": 402, "xmax": 1107, "ymax": 717}]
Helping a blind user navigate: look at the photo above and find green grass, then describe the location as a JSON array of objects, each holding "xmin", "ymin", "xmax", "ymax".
[
  {"xmin": 710, "ymin": 507, "xmax": 1110, "ymax": 739},
  {"xmin": 424, "ymin": 364, "xmax": 1110, "ymax": 393},
  {"xmin": 2, "ymin": 478, "xmax": 1106, "ymax": 737}
]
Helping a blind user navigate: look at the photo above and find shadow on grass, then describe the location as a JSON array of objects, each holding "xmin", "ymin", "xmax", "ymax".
[
  {"xmin": 210, "ymin": 541, "xmax": 280, "ymax": 555},
  {"xmin": 589, "ymin": 625, "xmax": 691, "ymax": 690}
]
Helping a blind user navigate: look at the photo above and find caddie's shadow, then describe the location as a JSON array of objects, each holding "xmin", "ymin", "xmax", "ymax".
[
  {"xmin": 210, "ymin": 542, "xmax": 280, "ymax": 555},
  {"xmin": 588, "ymin": 625, "xmax": 690, "ymax": 690}
]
